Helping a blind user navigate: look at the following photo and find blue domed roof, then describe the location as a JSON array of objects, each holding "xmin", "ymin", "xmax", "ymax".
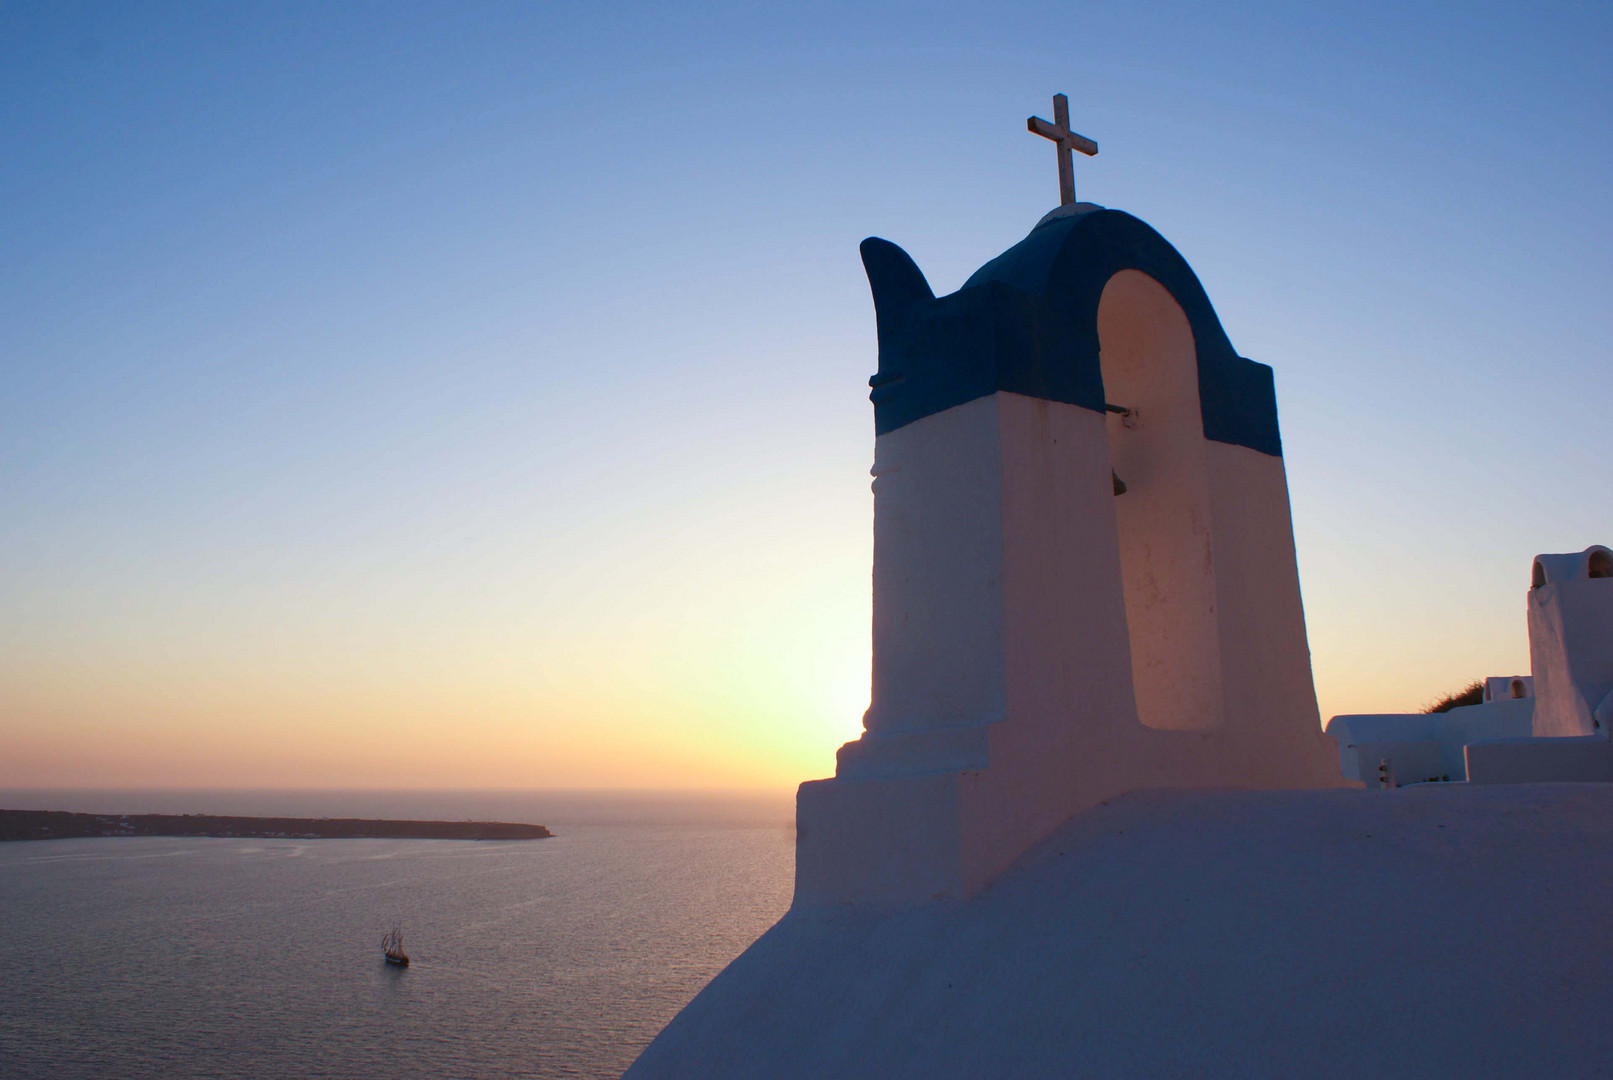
[{"xmin": 859, "ymin": 208, "xmax": 1282, "ymax": 457}]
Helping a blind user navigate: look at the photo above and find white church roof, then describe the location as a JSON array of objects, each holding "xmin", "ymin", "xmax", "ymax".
[{"xmin": 627, "ymin": 784, "xmax": 1613, "ymax": 1078}]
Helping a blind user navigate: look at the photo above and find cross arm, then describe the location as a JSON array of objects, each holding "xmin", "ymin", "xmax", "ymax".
[
  {"xmin": 1026, "ymin": 116, "xmax": 1060, "ymax": 140},
  {"xmin": 1025, "ymin": 116, "xmax": 1098, "ymax": 156},
  {"xmin": 1065, "ymin": 131, "xmax": 1098, "ymax": 156}
]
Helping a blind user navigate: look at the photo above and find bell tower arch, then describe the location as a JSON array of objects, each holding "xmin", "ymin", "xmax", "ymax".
[{"xmin": 1099, "ymin": 269, "xmax": 1224, "ymax": 732}]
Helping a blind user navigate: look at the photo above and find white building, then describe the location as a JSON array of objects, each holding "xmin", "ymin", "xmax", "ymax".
[
  {"xmin": 1327, "ymin": 545, "xmax": 1613, "ymax": 785},
  {"xmin": 796, "ymin": 204, "xmax": 1347, "ymax": 909},
  {"xmin": 1483, "ymin": 675, "xmax": 1532, "ymax": 702}
]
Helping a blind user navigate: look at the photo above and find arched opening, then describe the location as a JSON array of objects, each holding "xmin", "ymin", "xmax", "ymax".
[
  {"xmin": 1511, "ymin": 679, "xmax": 1526, "ymax": 699},
  {"xmin": 1097, "ymin": 269, "xmax": 1224, "ymax": 732},
  {"xmin": 1589, "ymin": 549, "xmax": 1612, "ymax": 579},
  {"xmin": 1532, "ymin": 561, "xmax": 1547, "ymax": 589}
]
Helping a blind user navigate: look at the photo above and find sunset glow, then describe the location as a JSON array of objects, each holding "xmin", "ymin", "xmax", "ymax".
[{"xmin": 3, "ymin": 3, "xmax": 1609, "ymax": 793}]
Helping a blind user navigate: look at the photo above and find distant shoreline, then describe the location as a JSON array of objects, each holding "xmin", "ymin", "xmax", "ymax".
[{"xmin": 0, "ymin": 809, "xmax": 553, "ymax": 842}]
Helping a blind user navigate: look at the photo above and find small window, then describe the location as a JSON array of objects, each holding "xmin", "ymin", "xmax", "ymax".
[
  {"xmin": 1532, "ymin": 561, "xmax": 1547, "ymax": 588},
  {"xmin": 1511, "ymin": 679, "xmax": 1526, "ymax": 699},
  {"xmin": 1589, "ymin": 550, "xmax": 1612, "ymax": 579}
]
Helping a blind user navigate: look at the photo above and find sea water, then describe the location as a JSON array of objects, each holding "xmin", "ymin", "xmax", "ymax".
[{"xmin": 0, "ymin": 791, "xmax": 795, "ymax": 1079}]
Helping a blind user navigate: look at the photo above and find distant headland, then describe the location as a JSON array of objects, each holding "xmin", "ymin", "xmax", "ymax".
[{"xmin": 0, "ymin": 809, "xmax": 553, "ymax": 843}]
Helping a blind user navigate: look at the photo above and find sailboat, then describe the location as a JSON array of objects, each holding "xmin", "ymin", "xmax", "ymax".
[{"xmin": 381, "ymin": 926, "xmax": 410, "ymax": 967}]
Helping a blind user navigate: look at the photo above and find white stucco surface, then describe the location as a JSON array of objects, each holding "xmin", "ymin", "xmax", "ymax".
[
  {"xmin": 798, "ymin": 268, "xmax": 1343, "ymax": 908},
  {"xmin": 1529, "ymin": 546, "xmax": 1613, "ymax": 738},
  {"xmin": 1327, "ymin": 545, "xmax": 1613, "ymax": 786},
  {"xmin": 1327, "ymin": 699, "xmax": 1535, "ymax": 783},
  {"xmin": 626, "ymin": 784, "xmax": 1613, "ymax": 1080},
  {"xmin": 1100, "ymin": 270, "xmax": 1224, "ymax": 732},
  {"xmin": 1484, "ymin": 675, "xmax": 1533, "ymax": 702},
  {"xmin": 860, "ymin": 393, "xmax": 1007, "ymax": 742},
  {"xmin": 1466, "ymin": 733, "xmax": 1613, "ymax": 784}
]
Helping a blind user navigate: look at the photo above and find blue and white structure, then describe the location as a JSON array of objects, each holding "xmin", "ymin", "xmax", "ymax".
[
  {"xmin": 624, "ymin": 101, "xmax": 1613, "ymax": 1079},
  {"xmin": 795, "ymin": 202, "xmax": 1347, "ymax": 908}
]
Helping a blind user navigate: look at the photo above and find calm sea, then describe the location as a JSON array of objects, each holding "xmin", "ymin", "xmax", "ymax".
[{"xmin": 0, "ymin": 790, "xmax": 796, "ymax": 1080}]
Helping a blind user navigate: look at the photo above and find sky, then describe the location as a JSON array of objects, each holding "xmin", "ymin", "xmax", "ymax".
[{"xmin": 2, "ymin": 1, "xmax": 1610, "ymax": 793}]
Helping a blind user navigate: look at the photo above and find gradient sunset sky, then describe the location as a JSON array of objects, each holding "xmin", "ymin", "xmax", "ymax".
[{"xmin": 3, "ymin": 1, "xmax": 1610, "ymax": 792}]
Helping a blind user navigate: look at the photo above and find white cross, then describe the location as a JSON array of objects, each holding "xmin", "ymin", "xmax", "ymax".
[{"xmin": 1027, "ymin": 94, "xmax": 1098, "ymax": 206}]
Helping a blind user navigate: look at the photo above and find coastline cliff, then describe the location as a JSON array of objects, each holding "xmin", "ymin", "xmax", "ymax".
[{"xmin": 0, "ymin": 809, "xmax": 552, "ymax": 842}]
